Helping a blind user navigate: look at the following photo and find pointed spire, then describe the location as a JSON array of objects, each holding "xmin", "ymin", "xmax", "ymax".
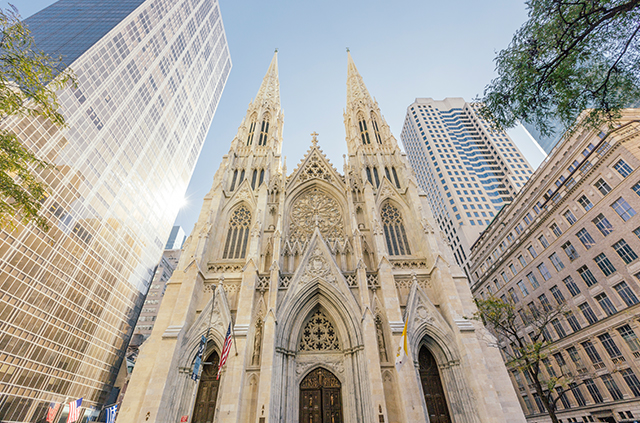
[
  {"xmin": 254, "ymin": 50, "xmax": 280, "ymax": 110},
  {"xmin": 346, "ymin": 51, "xmax": 374, "ymax": 109}
]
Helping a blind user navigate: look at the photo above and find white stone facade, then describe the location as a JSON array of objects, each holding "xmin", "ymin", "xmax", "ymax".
[{"xmin": 117, "ymin": 53, "xmax": 525, "ymax": 423}]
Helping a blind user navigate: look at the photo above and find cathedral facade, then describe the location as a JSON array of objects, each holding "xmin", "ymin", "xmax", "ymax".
[{"xmin": 118, "ymin": 53, "xmax": 526, "ymax": 423}]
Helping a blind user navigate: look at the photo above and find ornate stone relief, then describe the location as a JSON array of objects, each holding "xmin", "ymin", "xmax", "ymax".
[
  {"xmin": 298, "ymin": 309, "xmax": 340, "ymax": 351},
  {"xmin": 414, "ymin": 300, "xmax": 435, "ymax": 325},
  {"xmin": 300, "ymin": 247, "xmax": 336, "ymax": 285},
  {"xmin": 208, "ymin": 263, "xmax": 243, "ymax": 273},
  {"xmin": 296, "ymin": 357, "xmax": 344, "ymax": 377},
  {"xmin": 297, "ymin": 152, "xmax": 334, "ymax": 184},
  {"xmin": 289, "ymin": 188, "xmax": 344, "ymax": 243},
  {"xmin": 391, "ymin": 260, "xmax": 428, "ymax": 270}
]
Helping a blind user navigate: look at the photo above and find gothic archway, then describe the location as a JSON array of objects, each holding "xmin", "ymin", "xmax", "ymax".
[
  {"xmin": 192, "ymin": 351, "xmax": 220, "ymax": 423},
  {"xmin": 299, "ymin": 367, "xmax": 343, "ymax": 423},
  {"xmin": 418, "ymin": 346, "xmax": 451, "ymax": 423}
]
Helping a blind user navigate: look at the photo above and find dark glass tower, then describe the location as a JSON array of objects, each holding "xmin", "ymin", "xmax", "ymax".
[{"xmin": 0, "ymin": 0, "xmax": 230, "ymax": 421}]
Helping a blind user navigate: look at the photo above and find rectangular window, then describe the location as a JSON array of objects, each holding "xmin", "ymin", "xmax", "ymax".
[
  {"xmin": 575, "ymin": 228, "xmax": 595, "ymax": 250},
  {"xmin": 518, "ymin": 255, "xmax": 527, "ymax": 267},
  {"xmin": 617, "ymin": 324, "xmax": 640, "ymax": 352},
  {"xmin": 566, "ymin": 311, "xmax": 582, "ymax": 332},
  {"xmin": 612, "ymin": 197, "xmax": 636, "ymax": 221},
  {"xmin": 517, "ymin": 280, "xmax": 529, "ymax": 297},
  {"xmin": 595, "ymin": 253, "xmax": 616, "ymax": 276},
  {"xmin": 561, "ymin": 242, "xmax": 579, "ymax": 261},
  {"xmin": 578, "ymin": 195, "xmax": 593, "ymax": 211},
  {"xmin": 551, "ymin": 318, "xmax": 566, "ymax": 338},
  {"xmin": 524, "ymin": 212, "xmax": 532, "ymax": 225},
  {"xmin": 564, "ymin": 210, "xmax": 577, "ymax": 225},
  {"xmin": 598, "ymin": 333, "xmax": 623, "ymax": 359},
  {"xmin": 550, "ymin": 285, "xmax": 565, "ymax": 304},
  {"xmin": 593, "ymin": 213, "xmax": 614, "ymax": 236},
  {"xmin": 570, "ymin": 383, "xmax": 587, "ymax": 407},
  {"xmin": 563, "ymin": 276, "xmax": 581, "ymax": 296},
  {"xmin": 515, "ymin": 223, "xmax": 523, "ymax": 235},
  {"xmin": 567, "ymin": 346, "xmax": 582, "ymax": 365},
  {"xmin": 554, "ymin": 352, "xmax": 567, "ymax": 367},
  {"xmin": 621, "ymin": 369, "xmax": 640, "ymax": 397},
  {"xmin": 601, "ymin": 374, "xmax": 624, "ymax": 401},
  {"xmin": 614, "ymin": 159, "xmax": 633, "ymax": 178},
  {"xmin": 501, "ymin": 272, "xmax": 509, "ymax": 284},
  {"xmin": 556, "ymin": 387, "xmax": 571, "ymax": 409},
  {"xmin": 526, "ymin": 272, "xmax": 540, "ymax": 289},
  {"xmin": 549, "ymin": 252, "xmax": 565, "ymax": 271},
  {"xmin": 538, "ymin": 234, "xmax": 550, "ymax": 248},
  {"xmin": 595, "ymin": 178, "xmax": 612, "ymax": 196},
  {"xmin": 527, "ymin": 245, "xmax": 538, "ymax": 258},
  {"xmin": 614, "ymin": 281, "xmax": 639, "ymax": 306},
  {"xmin": 550, "ymin": 223, "xmax": 563, "ymax": 237},
  {"xmin": 595, "ymin": 293, "xmax": 617, "ymax": 316},
  {"xmin": 633, "ymin": 181, "xmax": 640, "ymax": 197},
  {"xmin": 539, "ymin": 294, "xmax": 552, "ymax": 312},
  {"xmin": 493, "ymin": 278, "xmax": 502, "ymax": 290},
  {"xmin": 581, "ymin": 340, "xmax": 604, "ymax": 364},
  {"xmin": 522, "ymin": 395, "xmax": 533, "ymax": 414},
  {"xmin": 508, "ymin": 287, "xmax": 519, "ymax": 303},
  {"xmin": 537, "ymin": 263, "xmax": 552, "ymax": 280},
  {"xmin": 634, "ymin": 226, "xmax": 640, "ymax": 239},
  {"xmin": 579, "ymin": 302, "xmax": 599, "ymax": 324},
  {"xmin": 509, "ymin": 263, "xmax": 517, "ymax": 276},
  {"xmin": 578, "ymin": 265, "xmax": 598, "ymax": 287},
  {"xmin": 532, "ymin": 393, "xmax": 546, "ymax": 413},
  {"xmin": 584, "ymin": 378, "xmax": 604, "ymax": 403},
  {"xmin": 613, "ymin": 239, "xmax": 638, "ymax": 264}
]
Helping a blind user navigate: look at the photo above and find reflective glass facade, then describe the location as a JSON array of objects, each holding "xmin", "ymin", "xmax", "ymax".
[{"xmin": 0, "ymin": 0, "xmax": 230, "ymax": 420}]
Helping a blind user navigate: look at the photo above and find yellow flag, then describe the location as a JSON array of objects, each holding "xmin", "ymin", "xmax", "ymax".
[{"xmin": 395, "ymin": 318, "xmax": 409, "ymax": 370}]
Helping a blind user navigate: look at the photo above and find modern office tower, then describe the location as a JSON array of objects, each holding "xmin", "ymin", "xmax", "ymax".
[
  {"xmin": 134, "ymin": 248, "xmax": 181, "ymax": 339},
  {"xmin": 0, "ymin": 0, "xmax": 230, "ymax": 421},
  {"xmin": 118, "ymin": 53, "xmax": 526, "ymax": 423},
  {"xmin": 522, "ymin": 120, "xmax": 565, "ymax": 155},
  {"xmin": 400, "ymin": 98, "xmax": 535, "ymax": 272},
  {"xmin": 165, "ymin": 225, "xmax": 187, "ymax": 250},
  {"xmin": 469, "ymin": 109, "xmax": 640, "ymax": 422}
]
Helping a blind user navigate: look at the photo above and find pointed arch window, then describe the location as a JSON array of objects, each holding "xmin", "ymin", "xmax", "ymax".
[
  {"xmin": 247, "ymin": 119, "xmax": 256, "ymax": 145},
  {"xmin": 392, "ymin": 167, "xmax": 401, "ymax": 188},
  {"xmin": 385, "ymin": 167, "xmax": 391, "ymax": 182},
  {"xmin": 229, "ymin": 170, "xmax": 238, "ymax": 191},
  {"xmin": 371, "ymin": 113, "xmax": 382, "ymax": 143},
  {"xmin": 239, "ymin": 169, "xmax": 245, "ymax": 183},
  {"xmin": 373, "ymin": 167, "xmax": 380, "ymax": 187},
  {"xmin": 358, "ymin": 113, "xmax": 371, "ymax": 145},
  {"xmin": 258, "ymin": 169, "xmax": 265, "ymax": 187},
  {"xmin": 222, "ymin": 205, "xmax": 251, "ymax": 259},
  {"xmin": 366, "ymin": 167, "xmax": 373, "ymax": 185},
  {"xmin": 251, "ymin": 169, "xmax": 258, "ymax": 190},
  {"xmin": 258, "ymin": 117, "xmax": 270, "ymax": 146},
  {"xmin": 381, "ymin": 202, "xmax": 411, "ymax": 256}
]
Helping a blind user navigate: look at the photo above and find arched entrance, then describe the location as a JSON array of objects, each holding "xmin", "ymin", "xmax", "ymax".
[
  {"xmin": 192, "ymin": 351, "xmax": 220, "ymax": 423},
  {"xmin": 418, "ymin": 346, "xmax": 451, "ymax": 423},
  {"xmin": 299, "ymin": 367, "xmax": 343, "ymax": 423}
]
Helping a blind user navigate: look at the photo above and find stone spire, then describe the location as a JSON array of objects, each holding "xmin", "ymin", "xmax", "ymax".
[
  {"xmin": 253, "ymin": 50, "xmax": 280, "ymax": 111},
  {"xmin": 346, "ymin": 51, "xmax": 374, "ymax": 112}
]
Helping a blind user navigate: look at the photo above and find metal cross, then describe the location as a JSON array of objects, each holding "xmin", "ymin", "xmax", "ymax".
[{"xmin": 311, "ymin": 131, "xmax": 319, "ymax": 146}]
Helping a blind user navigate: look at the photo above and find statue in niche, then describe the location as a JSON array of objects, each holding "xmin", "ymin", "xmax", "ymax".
[
  {"xmin": 375, "ymin": 316, "xmax": 388, "ymax": 362},
  {"xmin": 251, "ymin": 319, "xmax": 263, "ymax": 366}
]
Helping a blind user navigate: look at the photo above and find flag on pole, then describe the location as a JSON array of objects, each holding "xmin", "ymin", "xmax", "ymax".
[
  {"xmin": 217, "ymin": 323, "xmax": 232, "ymax": 380},
  {"xmin": 105, "ymin": 405, "xmax": 117, "ymax": 423},
  {"xmin": 395, "ymin": 318, "xmax": 409, "ymax": 371},
  {"xmin": 66, "ymin": 398, "xmax": 83, "ymax": 423},
  {"xmin": 46, "ymin": 403, "xmax": 60, "ymax": 423},
  {"xmin": 191, "ymin": 335, "xmax": 207, "ymax": 381}
]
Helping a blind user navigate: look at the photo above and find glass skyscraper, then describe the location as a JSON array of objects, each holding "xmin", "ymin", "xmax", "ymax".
[
  {"xmin": 0, "ymin": 0, "xmax": 230, "ymax": 421},
  {"xmin": 401, "ymin": 98, "xmax": 534, "ymax": 274}
]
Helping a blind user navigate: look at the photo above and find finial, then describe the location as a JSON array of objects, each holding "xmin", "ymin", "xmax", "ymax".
[
  {"xmin": 274, "ymin": 48, "xmax": 278, "ymax": 53},
  {"xmin": 346, "ymin": 47, "xmax": 350, "ymax": 52},
  {"xmin": 311, "ymin": 131, "xmax": 319, "ymax": 146}
]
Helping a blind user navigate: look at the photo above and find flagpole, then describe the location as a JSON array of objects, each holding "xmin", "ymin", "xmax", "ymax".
[{"xmin": 230, "ymin": 313, "xmax": 238, "ymax": 356}]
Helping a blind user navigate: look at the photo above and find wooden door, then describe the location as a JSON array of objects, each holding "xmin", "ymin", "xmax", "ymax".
[
  {"xmin": 193, "ymin": 351, "xmax": 220, "ymax": 423},
  {"xmin": 418, "ymin": 346, "xmax": 451, "ymax": 423},
  {"xmin": 300, "ymin": 368, "xmax": 343, "ymax": 423}
]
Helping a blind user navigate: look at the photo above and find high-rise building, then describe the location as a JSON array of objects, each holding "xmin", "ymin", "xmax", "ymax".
[
  {"xmin": 400, "ymin": 97, "xmax": 535, "ymax": 273},
  {"xmin": 469, "ymin": 109, "xmax": 640, "ymax": 422},
  {"xmin": 117, "ymin": 53, "xmax": 525, "ymax": 423},
  {"xmin": 165, "ymin": 225, "xmax": 187, "ymax": 250},
  {"xmin": 522, "ymin": 120, "xmax": 564, "ymax": 155},
  {"xmin": 0, "ymin": 0, "xmax": 230, "ymax": 421}
]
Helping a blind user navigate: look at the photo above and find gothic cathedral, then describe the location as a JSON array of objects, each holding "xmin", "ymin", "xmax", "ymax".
[{"xmin": 118, "ymin": 53, "xmax": 526, "ymax": 423}]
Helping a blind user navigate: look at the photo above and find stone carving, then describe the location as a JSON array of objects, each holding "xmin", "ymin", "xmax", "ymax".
[
  {"xmin": 298, "ymin": 309, "xmax": 340, "ymax": 351},
  {"xmin": 300, "ymin": 247, "xmax": 336, "ymax": 285},
  {"xmin": 375, "ymin": 316, "xmax": 388, "ymax": 362},
  {"xmin": 289, "ymin": 188, "xmax": 344, "ymax": 243},
  {"xmin": 414, "ymin": 301, "xmax": 435, "ymax": 325},
  {"xmin": 279, "ymin": 274, "xmax": 292, "ymax": 289},
  {"xmin": 208, "ymin": 263, "xmax": 243, "ymax": 273},
  {"xmin": 296, "ymin": 357, "xmax": 344, "ymax": 376},
  {"xmin": 378, "ymin": 184, "xmax": 394, "ymax": 199},
  {"xmin": 235, "ymin": 184, "xmax": 252, "ymax": 201},
  {"xmin": 251, "ymin": 319, "xmax": 263, "ymax": 366},
  {"xmin": 391, "ymin": 260, "xmax": 428, "ymax": 270},
  {"xmin": 343, "ymin": 273, "xmax": 358, "ymax": 287},
  {"xmin": 420, "ymin": 218, "xmax": 434, "ymax": 234}
]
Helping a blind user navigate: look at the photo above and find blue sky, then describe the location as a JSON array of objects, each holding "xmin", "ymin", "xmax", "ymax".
[{"xmin": 15, "ymin": 0, "xmax": 546, "ymax": 235}]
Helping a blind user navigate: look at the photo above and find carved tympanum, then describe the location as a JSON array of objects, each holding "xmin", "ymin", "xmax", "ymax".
[{"xmin": 299, "ymin": 309, "xmax": 340, "ymax": 352}]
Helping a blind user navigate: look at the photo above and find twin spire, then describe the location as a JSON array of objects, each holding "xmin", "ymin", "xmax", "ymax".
[{"xmin": 253, "ymin": 51, "xmax": 280, "ymax": 110}]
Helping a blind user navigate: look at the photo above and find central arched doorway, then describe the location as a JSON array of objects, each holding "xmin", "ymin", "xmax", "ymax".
[
  {"xmin": 418, "ymin": 346, "xmax": 451, "ymax": 423},
  {"xmin": 299, "ymin": 367, "xmax": 343, "ymax": 423},
  {"xmin": 192, "ymin": 351, "xmax": 220, "ymax": 423}
]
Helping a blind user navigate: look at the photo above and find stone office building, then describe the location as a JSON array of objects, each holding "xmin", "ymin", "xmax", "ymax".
[
  {"xmin": 117, "ymin": 52, "xmax": 526, "ymax": 423},
  {"xmin": 469, "ymin": 110, "xmax": 640, "ymax": 423}
]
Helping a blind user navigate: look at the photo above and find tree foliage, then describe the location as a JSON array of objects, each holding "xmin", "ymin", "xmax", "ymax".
[
  {"xmin": 474, "ymin": 296, "xmax": 590, "ymax": 423},
  {"xmin": 479, "ymin": 0, "xmax": 640, "ymax": 139},
  {"xmin": 0, "ymin": 5, "xmax": 75, "ymax": 231}
]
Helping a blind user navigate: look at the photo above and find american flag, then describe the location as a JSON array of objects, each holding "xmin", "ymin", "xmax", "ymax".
[
  {"xmin": 66, "ymin": 398, "xmax": 82, "ymax": 423},
  {"xmin": 217, "ymin": 323, "xmax": 232, "ymax": 380},
  {"xmin": 105, "ymin": 404, "xmax": 117, "ymax": 423},
  {"xmin": 46, "ymin": 403, "xmax": 60, "ymax": 423}
]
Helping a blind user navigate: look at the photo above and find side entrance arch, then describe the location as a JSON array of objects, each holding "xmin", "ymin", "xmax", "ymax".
[
  {"xmin": 192, "ymin": 351, "xmax": 220, "ymax": 423},
  {"xmin": 299, "ymin": 367, "xmax": 343, "ymax": 423},
  {"xmin": 418, "ymin": 346, "xmax": 451, "ymax": 423}
]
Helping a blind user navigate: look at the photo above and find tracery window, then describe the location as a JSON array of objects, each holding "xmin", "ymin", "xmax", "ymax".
[
  {"xmin": 222, "ymin": 205, "xmax": 252, "ymax": 259},
  {"xmin": 392, "ymin": 167, "xmax": 401, "ymax": 188},
  {"xmin": 366, "ymin": 167, "xmax": 373, "ymax": 185},
  {"xmin": 258, "ymin": 169, "xmax": 265, "ymax": 186},
  {"xmin": 358, "ymin": 113, "xmax": 371, "ymax": 145},
  {"xmin": 258, "ymin": 116, "xmax": 269, "ymax": 146},
  {"xmin": 251, "ymin": 169, "xmax": 258, "ymax": 190},
  {"xmin": 299, "ymin": 309, "xmax": 340, "ymax": 351},
  {"xmin": 381, "ymin": 203, "xmax": 411, "ymax": 255},
  {"xmin": 373, "ymin": 167, "xmax": 380, "ymax": 187},
  {"xmin": 229, "ymin": 170, "xmax": 238, "ymax": 191},
  {"xmin": 371, "ymin": 113, "xmax": 382, "ymax": 143},
  {"xmin": 246, "ymin": 117, "xmax": 256, "ymax": 145}
]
